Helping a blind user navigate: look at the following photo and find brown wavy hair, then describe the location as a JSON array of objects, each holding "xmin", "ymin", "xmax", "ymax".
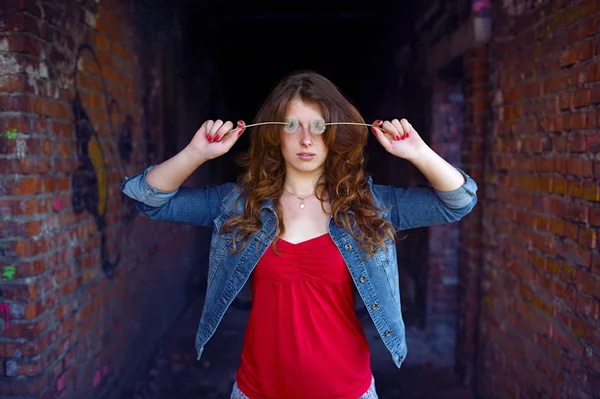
[{"xmin": 221, "ymin": 71, "xmax": 396, "ymax": 256}]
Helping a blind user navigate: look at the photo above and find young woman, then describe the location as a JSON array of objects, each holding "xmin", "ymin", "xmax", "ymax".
[{"xmin": 121, "ymin": 71, "xmax": 478, "ymax": 399}]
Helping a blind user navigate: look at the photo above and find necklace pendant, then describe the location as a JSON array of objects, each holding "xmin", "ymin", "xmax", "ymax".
[{"xmin": 299, "ymin": 200, "xmax": 305, "ymax": 209}]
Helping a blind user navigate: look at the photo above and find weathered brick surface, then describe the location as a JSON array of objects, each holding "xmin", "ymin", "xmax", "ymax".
[
  {"xmin": 0, "ymin": 1, "xmax": 208, "ymax": 398},
  {"xmin": 477, "ymin": 1, "xmax": 600, "ymax": 398}
]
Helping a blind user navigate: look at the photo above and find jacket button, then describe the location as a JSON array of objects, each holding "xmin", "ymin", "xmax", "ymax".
[
  {"xmin": 371, "ymin": 303, "xmax": 379, "ymax": 310},
  {"xmin": 360, "ymin": 275, "xmax": 367, "ymax": 283},
  {"xmin": 398, "ymin": 355, "xmax": 404, "ymax": 361},
  {"xmin": 385, "ymin": 330, "xmax": 392, "ymax": 336},
  {"xmin": 344, "ymin": 243, "xmax": 352, "ymax": 250}
]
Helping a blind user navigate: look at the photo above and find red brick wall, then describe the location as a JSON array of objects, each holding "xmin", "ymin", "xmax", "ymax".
[
  {"xmin": 477, "ymin": 0, "xmax": 600, "ymax": 397},
  {"xmin": 0, "ymin": 1, "xmax": 208, "ymax": 397}
]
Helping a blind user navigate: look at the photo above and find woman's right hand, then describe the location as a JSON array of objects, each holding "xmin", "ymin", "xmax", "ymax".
[{"xmin": 186, "ymin": 119, "xmax": 246, "ymax": 162}]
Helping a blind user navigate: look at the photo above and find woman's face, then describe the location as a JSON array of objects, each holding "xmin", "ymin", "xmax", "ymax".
[{"xmin": 280, "ymin": 98, "xmax": 328, "ymax": 176}]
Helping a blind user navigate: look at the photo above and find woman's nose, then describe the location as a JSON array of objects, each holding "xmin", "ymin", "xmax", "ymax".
[{"xmin": 300, "ymin": 128, "xmax": 313, "ymax": 146}]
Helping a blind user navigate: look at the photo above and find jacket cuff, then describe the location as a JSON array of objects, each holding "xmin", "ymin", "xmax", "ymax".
[
  {"xmin": 120, "ymin": 165, "xmax": 179, "ymax": 208},
  {"xmin": 434, "ymin": 167, "xmax": 478, "ymax": 209}
]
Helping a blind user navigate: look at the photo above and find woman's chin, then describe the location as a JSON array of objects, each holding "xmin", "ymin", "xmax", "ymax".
[{"xmin": 289, "ymin": 162, "xmax": 324, "ymax": 174}]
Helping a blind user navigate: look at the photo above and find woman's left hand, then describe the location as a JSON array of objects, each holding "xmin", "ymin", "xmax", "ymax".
[{"xmin": 371, "ymin": 118, "xmax": 429, "ymax": 162}]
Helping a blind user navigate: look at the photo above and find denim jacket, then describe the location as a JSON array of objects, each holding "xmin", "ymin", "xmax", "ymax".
[{"xmin": 120, "ymin": 165, "xmax": 478, "ymax": 368}]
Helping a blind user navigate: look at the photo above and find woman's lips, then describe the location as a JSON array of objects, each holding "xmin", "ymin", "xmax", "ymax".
[{"xmin": 297, "ymin": 152, "xmax": 315, "ymax": 160}]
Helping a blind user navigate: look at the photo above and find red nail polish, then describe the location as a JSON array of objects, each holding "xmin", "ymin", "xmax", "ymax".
[
  {"xmin": 237, "ymin": 120, "xmax": 245, "ymax": 126},
  {"xmin": 214, "ymin": 135, "xmax": 220, "ymax": 141},
  {"xmin": 206, "ymin": 135, "xmax": 210, "ymax": 141},
  {"xmin": 396, "ymin": 135, "xmax": 401, "ymax": 140},
  {"xmin": 375, "ymin": 120, "xmax": 382, "ymax": 125},
  {"xmin": 371, "ymin": 127, "xmax": 376, "ymax": 134},
  {"xmin": 406, "ymin": 132, "xmax": 410, "ymax": 138},
  {"xmin": 207, "ymin": 136, "xmax": 213, "ymax": 143},
  {"xmin": 238, "ymin": 129, "xmax": 244, "ymax": 136}
]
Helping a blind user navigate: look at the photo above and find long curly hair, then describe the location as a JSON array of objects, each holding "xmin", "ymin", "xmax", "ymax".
[{"xmin": 221, "ymin": 71, "xmax": 396, "ymax": 256}]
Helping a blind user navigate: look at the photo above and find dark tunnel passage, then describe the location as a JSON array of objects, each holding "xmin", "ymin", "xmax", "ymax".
[{"xmin": 180, "ymin": 0, "xmax": 414, "ymax": 179}]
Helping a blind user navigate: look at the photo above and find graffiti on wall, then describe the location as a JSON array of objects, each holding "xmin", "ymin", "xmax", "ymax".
[
  {"xmin": 70, "ymin": 44, "xmax": 142, "ymax": 278},
  {"xmin": 2, "ymin": 265, "xmax": 15, "ymax": 279}
]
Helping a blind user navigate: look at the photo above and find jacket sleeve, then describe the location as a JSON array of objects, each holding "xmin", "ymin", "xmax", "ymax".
[
  {"xmin": 120, "ymin": 165, "xmax": 236, "ymax": 228},
  {"xmin": 372, "ymin": 167, "xmax": 478, "ymax": 231}
]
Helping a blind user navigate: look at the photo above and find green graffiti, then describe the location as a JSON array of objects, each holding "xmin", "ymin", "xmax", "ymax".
[
  {"xmin": 1, "ymin": 265, "xmax": 15, "ymax": 279},
  {"xmin": 6, "ymin": 128, "xmax": 17, "ymax": 140}
]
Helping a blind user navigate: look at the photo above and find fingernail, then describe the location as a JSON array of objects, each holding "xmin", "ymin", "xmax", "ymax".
[
  {"xmin": 396, "ymin": 135, "xmax": 401, "ymax": 140},
  {"xmin": 206, "ymin": 135, "xmax": 210, "ymax": 141},
  {"xmin": 371, "ymin": 127, "xmax": 376, "ymax": 134},
  {"xmin": 406, "ymin": 132, "xmax": 410, "ymax": 138},
  {"xmin": 238, "ymin": 129, "xmax": 244, "ymax": 136},
  {"xmin": 207, "ymin": 136, "xmax": 213, "ymax": 143},
  {"xmin": 237, "ymin": 120, "xmax": 245, "ymax": 126},
  {"xmin": 375, "ymin": 120, "xmax": 382, "ymax": 125},
  {"xmin": 214, "ymin": 135, "xmax": 220, "ymax": 141}
]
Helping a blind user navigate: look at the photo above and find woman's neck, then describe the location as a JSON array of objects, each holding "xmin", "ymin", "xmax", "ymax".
[{"xmin": 283, "ymin": 168, "xmax": 323, "ymax": 197}]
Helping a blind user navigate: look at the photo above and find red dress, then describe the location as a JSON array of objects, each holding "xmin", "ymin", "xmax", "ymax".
[{"xmin": 235, "ymin": 233, "xmax": 372, "ymax": 399}]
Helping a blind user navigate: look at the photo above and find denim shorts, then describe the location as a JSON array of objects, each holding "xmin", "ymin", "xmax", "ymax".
[{"xmin": 230, "ymin": 375, "xmax": 378, "ymax": 399}]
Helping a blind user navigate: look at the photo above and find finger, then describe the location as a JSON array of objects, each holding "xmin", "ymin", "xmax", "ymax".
[
  {"xmin": 196, "ymin": 121, "xmax": 206, "ymax": 135},
  {"xmin": 391, "ymin": 119, "xmax": 409, "ymax": 140},
  {"xmin": 382, "ymin": 120, "xmax": 400, "ymax": 141},
  {"xmin": 209, "ymin": 120, "xmax": 224, "ymax": 138},
  {"xmin": 371, "ymin": 125, "xmax": 393, "ymax": 153},
  {"xmin": 220, "ymin": 124, "xmax": 244, "ymax": 150},
  {"xmin": 391, "ymin": 119, "xmax": 405, "ymax": 139},
  {"xmin": 203, "ymin": 120, "xmax": 214, "ymax": 142},
  {"xmin": 399, "ymin": 118, "xmax": 411, "ymax": 139},
  {"xmin": 214, "ymin": 121, "xmax": 234, "ymax": 142}
]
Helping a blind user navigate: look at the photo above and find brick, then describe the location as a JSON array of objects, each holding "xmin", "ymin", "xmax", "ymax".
[
  {"xmin": 559, "ymin": 92, "xmax": 572, "ymax": 109},
  {"xmin": 569, "ymin": 134, "xmax": 588, "ymax": 152},
  {"xmin": 573, "ymin": 89, "xmax": 591, "ymax": 108},
  {"xmin": 576, "ymin": 270, "xmax": 600, "ymax": 299},
  {"xmin": 576, "ymin": 41, "xmax": 594, "ymax": 61},
  {"xmin": 565, "ymin": 290, "xmax": 599, "ymax": 319},
  {"xmin": 591, "ymin": 209, "xmax": 600, "ymax": 227},
  {"xmin": 560, "ymin": 49, "xmax": 578, "ymax": 67},
  {"xmin": 566, "ymin": 159, "xmax": 594, "ymax": 177},
  {"xmin": 1, "ymin": 11, "xmax": 41, "ymax": 36},
  {"xmin": 592, "ymin": 253, "xmax": 600, "ymax": 275},
  {"xmin": 567, "ymin": 112, "xmax": 592, "ymax": 130},
  {"xmin": 578, "ymin": 227, "xmax": 597, "ymax": 248},
  {"xmin": 592, "ymin": 85, "xmax": 600, "ymax": 103},
  {"xmin": 587, "ymin": 133, "xmax": 600, "ymax": 152}
]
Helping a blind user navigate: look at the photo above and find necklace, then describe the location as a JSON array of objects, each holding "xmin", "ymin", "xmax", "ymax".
[{"xmin": 283, "ymin": 188, "xmax": 315, "ymax": 209}]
